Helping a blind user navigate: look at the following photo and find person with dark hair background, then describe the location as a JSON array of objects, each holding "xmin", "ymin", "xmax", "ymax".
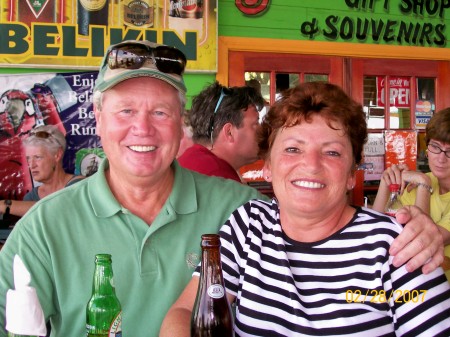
[{"xmin": 178, "ymin": 81, "xmax": 265, "ymax": 182}]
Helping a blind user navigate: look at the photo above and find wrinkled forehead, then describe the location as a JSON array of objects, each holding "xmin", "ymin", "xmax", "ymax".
[{"xmin": 96, "ymin": 84, "xmax": 184, "ymax": 123}]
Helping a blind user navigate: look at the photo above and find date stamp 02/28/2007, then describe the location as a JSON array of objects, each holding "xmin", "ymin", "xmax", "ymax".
[{"xmin": 345, "ymin": 289, "xmax": 427, "ymax": 304}]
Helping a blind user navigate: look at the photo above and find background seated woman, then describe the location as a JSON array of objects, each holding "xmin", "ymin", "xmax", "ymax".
[
  {"xmin": 373, "ymin": 107, "xmax": 450, "ymax": 281},
  {"xmin": 0, "ymin": 125, "xmax": 84, "ymax": 218}
]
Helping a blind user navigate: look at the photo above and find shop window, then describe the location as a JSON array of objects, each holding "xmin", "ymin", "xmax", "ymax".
[
  {"xmin": 305, "ymin": 74, "xmax": 328, "ymax": 83},
  {"xmin": 245, "ymin": 71, "xmax": 329, "ymax": 105},
  {"xmin": 245, "ymin": 71, "xmax": 270, "ymax": 104},
  {"xmin": 275, "ymin": 73, "xmax": 299, "ymax": 101},
  {"xmin": 415, "ymin": 77, "xmax": 436, "ymax": 129},
  {"xmin": 364, "ymin": 75, "xmax": 436, "ymax": 131},
  {"xmin": 245, "ymin": 71, "xmax": 270, "ymax": 122},
  {"xmin": 416, "ymin": 78, "xmax": 435, "ymax": 173},
  {"xmin": 363, "ymin": 75, "xmax": 410, "ymax": 129}
]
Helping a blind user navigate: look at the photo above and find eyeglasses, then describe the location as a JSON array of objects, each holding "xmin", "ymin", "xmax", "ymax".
[
  {"xmin": 427, "ymin": 143, "xmax": 450, "ymax": 158},
  {"xmin": 107, "ymin": 43, "xmax": 186, "ymax": 76},
  {"xmin": 209, "ymin": 87, "xmax": 232, "ymax": 145}
]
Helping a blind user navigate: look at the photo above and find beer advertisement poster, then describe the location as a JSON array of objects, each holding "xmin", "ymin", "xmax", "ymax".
[
  {"xmin": 0, "ymin": 71, "xmax": 102, "ymax": 200},
  {"xmin": 384, "ymin": 130, "xmax": 417, "ymax": 171},
  {"xmin": 0, "ymin": 0, "xmax": 217, "ymax": 71}
]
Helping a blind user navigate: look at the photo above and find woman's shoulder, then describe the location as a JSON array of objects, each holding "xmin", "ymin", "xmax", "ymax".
[
  {"xmin": 230, "ymin": 198, "xmax": 278, "ymax": 225},
  {"xmin": 23, "ymin": 187, "xmax": 40, "ymax": 201},
  {"xmin": 353, "ymin": 206, "xmax": 403, "ymax": 234},
  {"xmin": 240, "ymin": 198, "xmax": 275, "ymax": 211}
]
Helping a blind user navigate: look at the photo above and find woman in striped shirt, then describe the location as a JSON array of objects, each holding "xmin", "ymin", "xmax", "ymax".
[{"xmin": 161, "ymin": 82, "xmax": 450, "ymax": 336}]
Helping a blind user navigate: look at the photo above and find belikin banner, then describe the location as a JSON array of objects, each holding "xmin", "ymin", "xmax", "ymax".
[{"xmin": 0, "ymin": 0, "xmax": 216, "ymax": 71}]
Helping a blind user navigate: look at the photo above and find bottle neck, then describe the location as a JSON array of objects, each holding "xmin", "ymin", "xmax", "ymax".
[
  {"xmin": 390, "ymin": 189, "xmax": 400, "ymax": 199},
  {"xmin": 200, "ymin": 246, "xmax": 224, "ymax": 285},
  {"xmin": 92, "ymin": 263, "xmax": 116, "ymax": 296}
]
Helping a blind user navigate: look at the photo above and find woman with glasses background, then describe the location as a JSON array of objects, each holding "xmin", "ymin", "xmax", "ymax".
[
  {"xmin": 0, "ymin": 125, "xmax": 84, "ymax": 218},
  {"xmin": 373, "ymin": 107, "xmax": 450, "ymax": 281}
]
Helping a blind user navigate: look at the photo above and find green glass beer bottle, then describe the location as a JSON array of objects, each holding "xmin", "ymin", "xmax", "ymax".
[
  {"xmin": 191, "ymin": 234, "xmax": 234, "ymax": 337},
  {"xmin": 86, "ymin": 254, "xmax": 122, "ymax": 337}
]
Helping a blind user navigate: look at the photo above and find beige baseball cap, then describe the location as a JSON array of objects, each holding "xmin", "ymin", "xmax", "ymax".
[{"xmin": 94, "ymin": 40, "xmax": 187, "ymax": 94}]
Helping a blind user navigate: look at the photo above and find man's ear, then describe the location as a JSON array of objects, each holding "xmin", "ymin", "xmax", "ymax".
[
  {"xmin": 94, "ymin": 105, "xmax": 102, "ymax": 137},
  {"xmin": 222, "ymin": 123, "xmax": 234, "ymax": 142}
]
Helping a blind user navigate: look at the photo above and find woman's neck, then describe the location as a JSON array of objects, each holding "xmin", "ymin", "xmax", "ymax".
[
  {"xmin": 281, "ymin": 204, "xmax": 355, "ymax": 243},
  {"xmin": 38, "ymin": 168, "xmax": 73, "ymax": 198},
  {"xmin": 437, "ymin": 176, "xmax": 450, "ymax": 194}
]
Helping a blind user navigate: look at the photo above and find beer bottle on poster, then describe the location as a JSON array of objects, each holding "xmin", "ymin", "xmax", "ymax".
[
  {"xmin": 384, "ymin": 183, "xmax": 403, "ymax": 217},
  {"xmin": 191, "ymin": 234, "xmax": 234, "ymax": 337},
  {"xmin": 168, "ymin": 0, "xmax": 204, "ymax": 42},
  {"xmin": 123, "ymin": 0, "xmax": 154, "ymax": 28},
  {"xmin": 77, "ymin": 0, "xmax": 109, "ymax": 35},
  {"xmin": 86, "ymin": 254, "xmax": 122, "ymax": 337}
]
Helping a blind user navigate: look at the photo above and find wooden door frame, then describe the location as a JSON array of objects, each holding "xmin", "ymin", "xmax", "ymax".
[{"xmin": 217, "ymin": 36, "xmax": 450, "ymax": 108}]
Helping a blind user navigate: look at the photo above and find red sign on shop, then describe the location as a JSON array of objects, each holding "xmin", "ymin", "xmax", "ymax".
[{"xmin": 377, "ymin": 76, "xmax": 411, "ymax": 108}]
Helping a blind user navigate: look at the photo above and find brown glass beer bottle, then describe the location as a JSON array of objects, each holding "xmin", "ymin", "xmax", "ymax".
[
  {"xmin": 77, "ymin": 0, "xmax": 109, "ymax": 35},
  {"xmin": 191, "ymin": 234, "xmax": 234, "ymax": 337}
]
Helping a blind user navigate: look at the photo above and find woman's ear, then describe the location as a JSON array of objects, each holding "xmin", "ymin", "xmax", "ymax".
[
  {"xmin": 262, "ymin": 160, "xmax": 272, "ymax": 182},
  {"xmin": 55, "ymin": 147, "xmax": 64, "ymax": 162},
  {"xmin": 347, "ymin": 172, "xmax": 356, "ymax": 191}
]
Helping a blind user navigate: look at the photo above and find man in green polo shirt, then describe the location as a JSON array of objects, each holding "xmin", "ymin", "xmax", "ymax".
[{"xmin": 0, "ymin": 40, "xmax": 445, "ymax": 337}]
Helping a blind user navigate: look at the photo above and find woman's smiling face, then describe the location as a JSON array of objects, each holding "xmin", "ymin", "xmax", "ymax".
[{"xmin": 264, "ymin": 114, "xmax": 355, "ymax": 219}]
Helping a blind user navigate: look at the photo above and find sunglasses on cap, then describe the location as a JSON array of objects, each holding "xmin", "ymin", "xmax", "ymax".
[
  {"xmin": 30, "ymin": 130, "xmax": 63, "ymax": 147},
  {"xmin": 107, "ymin": 43, "xmax": 187, "ymax": 76},
  {"xmin": 30, "ymin": 130, "xmax": 52, "ymax": 139}
]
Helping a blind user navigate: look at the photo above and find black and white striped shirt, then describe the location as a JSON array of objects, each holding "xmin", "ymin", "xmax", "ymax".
[{"xmin": 218, "ymin": 199, "xmax": 450, "ymax": 337}]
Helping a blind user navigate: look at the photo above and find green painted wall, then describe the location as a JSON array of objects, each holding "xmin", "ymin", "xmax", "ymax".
[{"xmin": 219, "ymin": 0, "xmax": 449, "ymax": 48}]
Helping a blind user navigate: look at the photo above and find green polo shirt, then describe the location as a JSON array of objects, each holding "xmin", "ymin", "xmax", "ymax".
[{"xmin": 0, "ymin": 159, "xmax": 265, "ymax": 337}]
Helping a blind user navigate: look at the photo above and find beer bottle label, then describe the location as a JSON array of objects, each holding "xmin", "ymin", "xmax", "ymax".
[
  {"xmin": 207, "ymin": 284, "xmax": 225, "ymax": 299},
  {"xmin": 123, "ymin": 0, "xmax": 154, "ymax": 27},
  {"xmin": 25, "ymin": 0, "xmax": 50, "ymax": 18},
  {"xmin": 79, "ymin": 0, "xmax": 107, "ymax": 11},
  {"xmin": 18, "ymin": 0, "xmax": 58, "ymax": 26},
  {"xmin": 169, "ymin": 0, "xmax": 203, "ymax": 18},
  {"xmin": 109, "ymin": 311, "xmax": 122, "ymax": 337}
]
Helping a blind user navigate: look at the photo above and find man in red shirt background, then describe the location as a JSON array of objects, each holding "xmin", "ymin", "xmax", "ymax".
[{"xmin": 178, "ymin": 81, "xmax": 265, "ymax": 183}]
